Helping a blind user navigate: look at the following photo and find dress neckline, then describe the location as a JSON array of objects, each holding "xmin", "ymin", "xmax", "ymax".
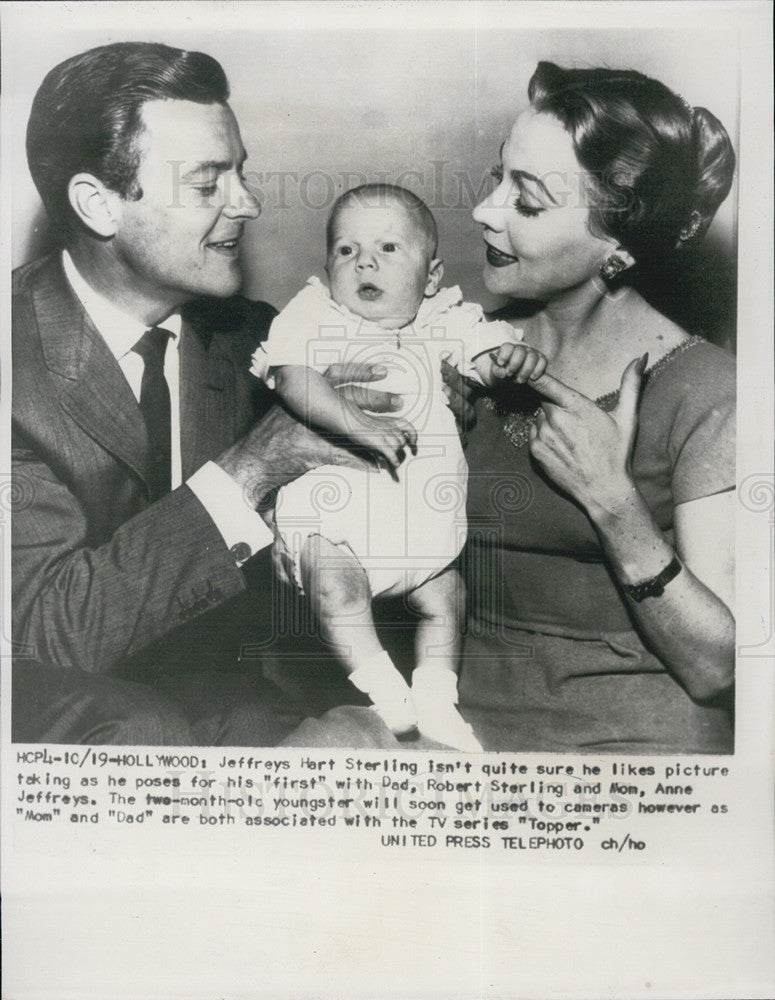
[{"xmin": 487, "ymin": 335, "xmax": 706, "ymax": 450}]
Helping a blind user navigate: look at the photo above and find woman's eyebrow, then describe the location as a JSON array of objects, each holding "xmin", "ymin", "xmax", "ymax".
[
  {"xmin": 496, "ymin": 144, "xmax": 557, "ymax": 204},
  {"xmin": 512, "ymin": 170, "xmax": 558, "ymax": 205}
]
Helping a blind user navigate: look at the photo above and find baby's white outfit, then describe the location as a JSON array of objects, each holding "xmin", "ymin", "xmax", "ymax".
[{"xmin": 251, "ymin": 276, "xmax": 520, "ymax": 597}]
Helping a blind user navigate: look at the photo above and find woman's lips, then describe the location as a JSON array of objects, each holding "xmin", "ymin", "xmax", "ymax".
[
  {"xmin": 357, "ymin": 284, "xmax": 383, "ymax": 300},
  {"xmin": 485, "ymin": 243, "xmax": 519, "ymax": 267}
]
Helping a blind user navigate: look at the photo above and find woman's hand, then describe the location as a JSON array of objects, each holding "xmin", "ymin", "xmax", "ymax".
[
  {"xmin": 528, "ymin": 354, "xmax": 647, "ymax": 520},
  {"xmin": 528, "ymin": 353, "xmax": 733, "ymax": 703}
]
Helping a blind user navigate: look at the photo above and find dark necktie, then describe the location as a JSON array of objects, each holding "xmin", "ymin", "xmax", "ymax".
[{"xmin": 132, "ymin": 326, "xmax": 172, "ymax": 500}]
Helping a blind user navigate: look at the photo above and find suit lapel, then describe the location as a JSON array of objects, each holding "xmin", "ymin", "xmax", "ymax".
[
  {"xmin": 31, "ymin": 255, "xmax": 243, "ymax": 487},
  {"xmin": 33, "ymin": 257, "xmax": 150, "ymax": 485}
]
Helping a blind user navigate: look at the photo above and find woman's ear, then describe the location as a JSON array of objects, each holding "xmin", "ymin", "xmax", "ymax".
[
  {"xmin": 424, "ymin": 258, "xmax": 444, "ymax": 297},
  {"xmin": 67, "ymin": 173, "xmax": 123, "ymax": 238}
]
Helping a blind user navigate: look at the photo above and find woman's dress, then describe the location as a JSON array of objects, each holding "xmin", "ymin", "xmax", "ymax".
[{"xmin": 459, "ymin": 337, "xmax": 736, "ymax": 753}]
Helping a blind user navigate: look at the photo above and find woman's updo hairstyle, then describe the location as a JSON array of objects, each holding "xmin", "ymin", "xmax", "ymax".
[{"xmin": 527, "ymin": 61, "xmax": 735, "ymax": 267}]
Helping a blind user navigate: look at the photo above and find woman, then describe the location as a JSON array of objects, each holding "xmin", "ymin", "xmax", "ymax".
[{"xmin": 459, "ymin": 62, "xmax": 736, "ymax": 753}]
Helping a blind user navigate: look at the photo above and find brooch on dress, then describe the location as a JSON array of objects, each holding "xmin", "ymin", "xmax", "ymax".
[{"xmin": 485, "ymin": 336, "xmax": 703, "ymax": 451}]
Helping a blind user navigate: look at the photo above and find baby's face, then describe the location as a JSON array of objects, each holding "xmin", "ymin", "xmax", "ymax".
[{"xmin": 326, "ymin": 200, "xmax": 440, "ymax": 329}]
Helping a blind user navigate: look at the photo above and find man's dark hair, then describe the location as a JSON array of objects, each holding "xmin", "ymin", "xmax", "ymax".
[{"xmin": 26, "ymin": 41, "xmax": 230, "ymax": 237}]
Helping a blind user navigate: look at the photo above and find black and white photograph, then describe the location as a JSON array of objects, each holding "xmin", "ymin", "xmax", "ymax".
[
  {"xmin": 1, "ymin": 2, "xmax": 773, "ymax": 998},
  {"xmin": 7, "ymin": 10, "xmax": 741, "ymax": 755}
]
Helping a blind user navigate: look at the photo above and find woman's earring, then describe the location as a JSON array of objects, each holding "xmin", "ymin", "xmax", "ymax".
[
  {"xmin": 599, "ymin": 253, "xmax": 629, "ymax": 284},
  {"xmin": 679, "ymin": 210, "xmax": 702, "ymax": 244}
]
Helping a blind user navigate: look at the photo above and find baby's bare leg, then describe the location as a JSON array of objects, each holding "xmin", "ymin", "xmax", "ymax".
[
  {"xmin": 408, "ymin": 568, "xmax": 482, "ymax": 753},
  {"xmin": 407, "ymin": 566, "xmax": 464, "ymax": 673},
  {"xmin": 299, "ymin": 535, "xmax": 416, "ymax": 735}
]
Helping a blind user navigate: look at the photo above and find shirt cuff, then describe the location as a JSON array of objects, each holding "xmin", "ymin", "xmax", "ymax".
[{"xmin": 187, "ymin": 461, "xmax": 274, "ymax": 566}]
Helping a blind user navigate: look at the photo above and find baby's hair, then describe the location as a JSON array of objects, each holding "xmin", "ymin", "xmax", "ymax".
[{"xmin": 326, "ymin": 183, "xmax": 438, "ymax": 259}]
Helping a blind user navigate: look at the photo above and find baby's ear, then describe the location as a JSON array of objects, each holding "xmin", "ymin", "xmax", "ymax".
[{"xmin": 424, "ymin": 258, "xmax": 444, "ymax": 297}]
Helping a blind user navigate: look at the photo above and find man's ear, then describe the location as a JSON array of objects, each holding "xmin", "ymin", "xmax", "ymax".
[
  {"xmin": 424, "ymin": 258, "xmax": 444, "ymax": 297},
  {"xmin": 67, "ymin": 173, "xmax": 124, "ymax": 238}
]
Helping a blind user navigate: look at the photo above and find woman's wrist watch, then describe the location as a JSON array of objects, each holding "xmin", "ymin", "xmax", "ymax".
[{"xmin": 619, "ymin": 555, "xmax": 682, "ymax": 602}]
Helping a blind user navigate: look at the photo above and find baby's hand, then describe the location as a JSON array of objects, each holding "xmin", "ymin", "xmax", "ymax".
[
  {"xmin": 343, "ymin": 406, "xmax": 418, "ymax": 474},
  {"xmin": 490, "ymin": 342, "xmax": 548, "ymax": 383}
]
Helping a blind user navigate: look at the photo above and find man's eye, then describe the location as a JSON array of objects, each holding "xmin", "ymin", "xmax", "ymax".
[
  {"xmin": 195, "ymin": 185, "xmax": 218, "ymax": 197},
  {"xmin": 489, "ymin": 165, "xmax": 504, "ymax": 184},
  {"xmin": 381, "ymin": 243, "xmax": 396, "ymax": 253}
]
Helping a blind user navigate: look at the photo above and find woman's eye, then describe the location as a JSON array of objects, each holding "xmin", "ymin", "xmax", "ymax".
[
  {"xmin": 514, "ymin": 198, "xmax": 543, "ymax": 218},
  {"xmin": 381, "ymin": 243, "xmax": 396, "ymax": 253}
]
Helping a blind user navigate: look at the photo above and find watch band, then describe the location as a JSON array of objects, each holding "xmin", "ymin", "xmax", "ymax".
[{"xmin": 619, "ymin": 555, "xmax": 682, "ymax": 602}]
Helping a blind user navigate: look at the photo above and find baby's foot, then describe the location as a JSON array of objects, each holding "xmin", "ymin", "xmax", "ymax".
[
  {"xmin": 412, "ymin": 666, "xmax": 483, "ymax": 753},
  {"xmin": 350, "ymin": 653, "xmax": 418, "ymax": 737}
]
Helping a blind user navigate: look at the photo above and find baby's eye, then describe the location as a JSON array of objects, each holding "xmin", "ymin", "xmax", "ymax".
[
  {"xmin": 381, "ymin": 242, "xmax": 397, "ymax": 253},
  {"xmin": 337, "ymin": 245, "xmax": 354, "ymax": 257}
]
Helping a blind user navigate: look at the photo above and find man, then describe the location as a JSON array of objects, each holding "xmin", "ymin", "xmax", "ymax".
[{"xmin": 12, "ymin": 41, "xmax": 429, "ymax": 745}]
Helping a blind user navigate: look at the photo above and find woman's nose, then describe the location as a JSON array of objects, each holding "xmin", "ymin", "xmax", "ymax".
[{"xmin": 473, "ymin": 190, "xmax": 504, "ymax": 230}]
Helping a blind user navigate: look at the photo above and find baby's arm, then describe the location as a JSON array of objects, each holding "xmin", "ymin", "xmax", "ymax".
[
  {"xmin": 271, "ymin": 365, "xmax": 417, "ymax": 472},
  {"xmin": 474, "ymin": 342, "xmax": 548, "ymax": 386}
]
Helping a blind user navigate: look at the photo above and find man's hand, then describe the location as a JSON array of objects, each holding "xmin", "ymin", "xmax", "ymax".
[
  {"xmin": 337, "ymin": 402, "xmax": 418, "ymax": 473},
  {"xmin": 324, "ymin": 362, "xmax": 404, "ymax": 413},
  {"xmin": 216, "ymin": 362, "xmax": 405, "ymax": 508}
]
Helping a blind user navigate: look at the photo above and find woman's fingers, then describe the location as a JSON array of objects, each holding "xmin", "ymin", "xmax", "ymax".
[
  {"xmin": 613, "ymin": 354, "xmax": 648, "ymax": 433},
  {"xmin": 530, "ymin": 371, "xmax": 586, "ymax": 410}
]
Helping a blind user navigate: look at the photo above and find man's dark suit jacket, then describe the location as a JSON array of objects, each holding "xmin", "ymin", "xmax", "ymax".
[{"xmin": 12, "ymin": 253, "xmax": 277, "ymax": 676}]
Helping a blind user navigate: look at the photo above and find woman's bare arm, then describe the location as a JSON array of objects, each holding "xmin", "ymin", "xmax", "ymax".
[{"xmin": 529, "ymin": 363, "xmax": 734, "ymax": 702}]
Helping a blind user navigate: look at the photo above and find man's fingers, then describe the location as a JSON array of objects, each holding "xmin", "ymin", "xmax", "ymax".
[
  {"xmin": 324, "ymin": 362, "xmax": 387, "ymax": 386},
  {"xmin": 396, "ymin": 418, "xmax": 418, "ymax": 453},
  {"xmin": 339, "ymin": 384, "xmax": 402, "ymax": 412}
]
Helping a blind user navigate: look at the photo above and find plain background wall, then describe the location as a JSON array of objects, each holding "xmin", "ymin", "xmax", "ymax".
[{"xmin": 8, "ymin": 20, "xmax": 739, "ymax": 346}]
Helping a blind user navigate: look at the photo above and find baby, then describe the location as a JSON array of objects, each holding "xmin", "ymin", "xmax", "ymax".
[{"xmin": 251, "ymin": 184, "xmax": 546, "ymax": 751}]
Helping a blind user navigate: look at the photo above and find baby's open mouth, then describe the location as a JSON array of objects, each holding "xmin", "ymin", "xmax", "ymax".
[{"xmin": 357, "ymin": 283, "xmax": 383, "ymax": 300}]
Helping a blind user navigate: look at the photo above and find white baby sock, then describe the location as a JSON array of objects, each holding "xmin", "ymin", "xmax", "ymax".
[
  {"xmin": 350, "ymin": 651, "xmax": 418, "ymax": 736},
  {"xmin": 412, "ymin": 665, "xmax": 483, "ymax": 753}
]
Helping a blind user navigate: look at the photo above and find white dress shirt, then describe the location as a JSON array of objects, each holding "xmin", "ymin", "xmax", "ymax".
[{"xmin": 61, "ymin": 251, "xmax": 273, "ymax": 563}]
